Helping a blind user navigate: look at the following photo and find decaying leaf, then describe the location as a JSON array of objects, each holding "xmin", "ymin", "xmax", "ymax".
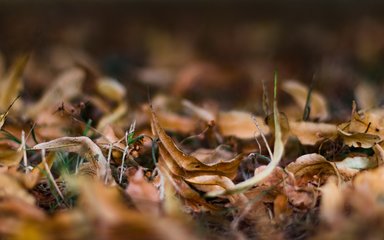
[
  {"xmin": 290, "ymin": 121, "xmax": 337, "ymax": 145},
  {"xmin": 154, "ymin": 110, "xmax": 196, "ymax": 134},
  {"xmin": 339, "ymin": 101, "xmax": 384, "ymax": 142},
  {"xmin": 285, "ymin": 153, "xmax": 339, "ymax": 180},
  {"xmin": 32, "ymin": 136, "xmax": 109, "ymax": 181},
  {"xmin": 152, "ymin": 110, "xmax": 243, "ymax": 176},
  {"xmin": 158, "ymin": 161, "xmax": 220, "ymax": 211},
  {"xmin": 338, "ymin": 128, "xmax": 380, "ymax": 148},
  {"xmin": 282, "ymin": 80, "xmax": 329, "ymax": 120},
  {"xmin": 151, "ymin": 107, "xmax": 247, "ymax": 207},
  {"xmin": 218, "ymin": 111, "xmax": 270, "ymax": 139}
]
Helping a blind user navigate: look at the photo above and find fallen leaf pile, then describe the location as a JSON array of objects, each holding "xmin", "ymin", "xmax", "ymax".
[{"xmin": 1, "ymin": 54, "xmax": 384, "ymax": 240}]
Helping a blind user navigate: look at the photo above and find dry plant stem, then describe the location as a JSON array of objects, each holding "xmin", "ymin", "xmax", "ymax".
[
  {"xmin": 41, "ymin": 148, "xmax": 65, "ymax": 201},
  {"xmin": 254, "ymin": 131, "xmax": 262, "ymax": 155},
  {"xmin": 119, "ymin": 146, "xmax": 129, "ymax": 184},
  {"xmin": 206, "ymin": 75, "xmax": 284, "ymax": 197},
  {"xmin": 253, "ymin": 116, "xmax": 273, "ymax": 160},
  {"xmin": 105, "ymin": 143, "xmax": 113, "ymax": 184},
  {"xmin": 119, "ymin": 131, "xmax": 129, "ymax": 184},
  {"xmin": 21, "ymin": 130, "xmax": 29, "ymax": 173}
]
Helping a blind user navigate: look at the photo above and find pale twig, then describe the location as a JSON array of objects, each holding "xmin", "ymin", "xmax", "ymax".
[
  {"xmin": 104, "ymin": 143, "xmax": 113, "ymax": 184},
  {"xmin": 21, "ymin": 130, "xmax": 29, "ymax": 173},
  {"xmin": 252, "ymin": 116, "xmax": 273, "ymax": 160},
  {"xmin": 41, "ymin": 148, "xmax": 65, "ymax": 202},
  {"xmin": 119, "ymin": 131, "xmax": 129, "ymax": 184}
]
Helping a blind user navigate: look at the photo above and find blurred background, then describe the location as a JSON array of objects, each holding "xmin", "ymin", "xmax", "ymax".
[{"xmin": 1, "ymin": 0, "xmax": 384, "ymax": 114}]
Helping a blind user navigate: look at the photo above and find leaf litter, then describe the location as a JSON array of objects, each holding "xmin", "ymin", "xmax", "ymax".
[{"xmin": 0, "ymin": 54, "xmax": 384, "ymax": 240}]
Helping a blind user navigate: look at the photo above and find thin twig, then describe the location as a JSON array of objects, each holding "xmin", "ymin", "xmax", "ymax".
[
  {"xmin": 104, "ymin": 143, "xmax": 113, "ymax": 184},
  {"xmin": 21, "ymin": 130, "xmax": 29, "ymax": 173},
  {"xmin": 252, "ymin": 116, "xmax": 273, "ymax": 161},
  {"xmin": 119, "ymin": 131, "xmax": 129, "ymax": 184},
  {"xmin": 41, "ymin": 149, "xmax": 66, "ymax": 204}
]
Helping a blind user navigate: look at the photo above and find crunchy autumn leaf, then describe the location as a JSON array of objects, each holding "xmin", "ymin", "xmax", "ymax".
[
  {"xmin": 337, "ymin": 128, "xmax": 380, "ymax": 148},
  {"xmin": 285, "ymin": 153, "xmax": 339, "ymax": 180},
  {"xmin": 152, "ymin": 107, "xmax": 246, "ymax": 207},
  {"xmin": 151, "ymin": 109, "xmax": 243, "ymax": 176},
  {"xmin": 158, "ymin": 160, "xmax": 219, "ymax": 211}
]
